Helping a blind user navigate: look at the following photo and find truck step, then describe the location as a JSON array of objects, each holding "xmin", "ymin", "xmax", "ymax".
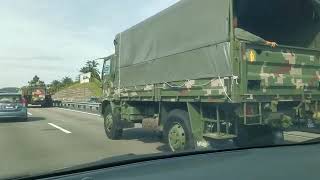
[{"xmin": 203, "ymin": 133, "xmax": 236, "ymax": 140}]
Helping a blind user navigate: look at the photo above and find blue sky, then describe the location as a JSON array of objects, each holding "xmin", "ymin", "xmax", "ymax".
[{"xmin": 0, "ymin": 0, "xmax": 179, "ymax": 87}]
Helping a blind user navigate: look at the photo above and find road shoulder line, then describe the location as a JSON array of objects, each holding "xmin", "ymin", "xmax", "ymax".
[{"xmin": 56, "ymin": 108, "xmax": 101, "ymax": 117}]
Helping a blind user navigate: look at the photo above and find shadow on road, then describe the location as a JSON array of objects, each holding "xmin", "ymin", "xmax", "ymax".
[
  {"xmin": 28, "ymin": 116, "xmax": 46, "ymax": 122},
  {"xmin": 156, "ymin": 145, "xmax": 169, "ymax": 152},
  {"xmin": 121, "ymin": 128, "xmax": 171, "ymax": 152},
  {"xmin": 102, "ymin": 128, "xmax": 169, "ymax": 153},
  {"xmin": 0, "ymin": 116, "xmax": 46, "ymax": 123},
  {"xmin": 122, "ymin": 128, "xmax": 162, "ymax": 143}
]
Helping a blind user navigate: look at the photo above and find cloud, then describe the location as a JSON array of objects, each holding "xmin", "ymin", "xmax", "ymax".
[
  {"xmin": 0, "ymin": 56, "xmax": 65, "ymax": 62},
  {"xmin": 0, "ymin": 2, "xmax": 109, "ymax": 87}
]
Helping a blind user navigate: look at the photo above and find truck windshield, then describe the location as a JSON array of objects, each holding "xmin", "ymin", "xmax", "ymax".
[
  {"xmin": 103, "ymin": 60, "xmax": 111, "ymax": 76},
  {"xmin": 235, "ymin": 0, "xmax": 320, "ymax": 48}
]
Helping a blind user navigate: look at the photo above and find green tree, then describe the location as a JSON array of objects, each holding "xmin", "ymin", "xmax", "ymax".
[
  {"xmin": 29, "ymin": 75, "xmax": 45, "ymax": 87},
  {"xmin": 32, "ymin": 75, "xmax": 40, "ymax": 82},
  {"xmin": 62, "ymin": 76, "xmax": 73, "ymax": 86},
  {"xmin": 79, "ymin": 60, "xmax": 101, "ymax": 81},
  {"xmin": 49, "ymin": 80, "xmax": 62, "ymax": 93},
  {"xmin": 80, "ymin": 67, "xmax": 90, "ymax": 74}
]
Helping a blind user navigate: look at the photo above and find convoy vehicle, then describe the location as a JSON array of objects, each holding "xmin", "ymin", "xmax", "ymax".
[
  {"xmin": 0, "ymin": 92, "xmax": 28, "ymax": 120},
  {"xmin": 100, "ymin": 0, "xmax": 320, "ymax": 151},
  {"xmin": 22, "ymin": 86, "xmax": 53, "ymax": 107}
]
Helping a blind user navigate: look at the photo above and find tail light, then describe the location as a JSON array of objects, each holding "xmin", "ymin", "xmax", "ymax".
[
  {"xmin": 21, "ymin": 97, "xmax": 27, "ymax": 107},
  {"xmin": 246, "ymin": 105, "xmax": 254, "ymax": 116}
]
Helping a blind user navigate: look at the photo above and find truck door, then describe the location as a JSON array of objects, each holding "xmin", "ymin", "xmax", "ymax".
[{"xmin": 102, "ymin": 56, "xmax": 115, "ymax": 97}]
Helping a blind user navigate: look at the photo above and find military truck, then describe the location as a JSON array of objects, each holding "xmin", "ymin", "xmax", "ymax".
[
  {"xmin": 22, "ymin": 86, "xmax": 52, "ymax": 107},
  {"xmin": 100, "ymin": 0, "xmax": 320, "ymax": 151}
]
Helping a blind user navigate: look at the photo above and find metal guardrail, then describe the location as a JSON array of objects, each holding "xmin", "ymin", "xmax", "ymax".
[{"xmin": 53, "ymin": 101, "xmax": 102, "ymax": 114}]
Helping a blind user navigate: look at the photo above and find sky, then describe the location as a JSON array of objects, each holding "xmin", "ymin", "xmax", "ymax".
[{"xmin": 0, "ymin": 0, "xmax": 179, "ymax": 87}]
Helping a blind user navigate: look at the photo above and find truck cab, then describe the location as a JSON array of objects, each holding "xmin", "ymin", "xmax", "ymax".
[{"xmin": 101, "ymin": 55, "xmax": 116, "ymax": 99}]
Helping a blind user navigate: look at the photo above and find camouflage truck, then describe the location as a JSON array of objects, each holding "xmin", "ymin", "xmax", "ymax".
[
  {"xmin": 100, "ymin": 0, "xmax": 320, "ymax": 151},
  {"xmin": 22, "ymin": 86, "xmax": 53, "ymax": 108}
]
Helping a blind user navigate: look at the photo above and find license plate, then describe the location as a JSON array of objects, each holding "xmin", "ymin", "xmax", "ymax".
[{"xmin": 5, "ymin": 106, "xmax": 15, "ymax": 109}]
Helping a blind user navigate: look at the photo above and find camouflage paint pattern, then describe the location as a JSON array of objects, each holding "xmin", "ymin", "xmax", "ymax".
[{"xmin": 244, "ymin": 43, "xmax": 320, "ymax": 96}]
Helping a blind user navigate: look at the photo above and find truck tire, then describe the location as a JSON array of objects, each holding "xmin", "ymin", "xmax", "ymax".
[
  {"xmin": 234, "ymin": 126, "xmax": 283, "ymax": 147},
  {"xmin": 164, "ymin": 109, "xmax": 195, "ymax": 152},
  {"xmin": 103, "ymin": 106, "xmax": 123, "ymax": 140},
  {"xmin": 252, "ymin": 126, "xmax": 282, "ymax": 146},
  {"xmin": 233, "ymin": 125, "xmax": 250, "ymax": 147},
  {"xmin": 272, "ymin": 129, "xmax": 284, "ymax": 145}
]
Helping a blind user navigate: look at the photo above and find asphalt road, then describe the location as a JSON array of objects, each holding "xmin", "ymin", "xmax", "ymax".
[
  {"xmin": 0, "ymin": 108, "xmax": 164, "ymax": 178},
  {"xmin": 0, "ymin": 107, "xmax": 320, "ymax": 179}
]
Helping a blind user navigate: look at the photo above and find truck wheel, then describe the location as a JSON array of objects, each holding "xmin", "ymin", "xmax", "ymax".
[
  {"xmin": 253, "ymin": 126, "xmax": 283, "ymax": 146},
  {"xmin": 103, "ymin": 106, "xmax": 122, "ymax": 140},
  {"xmin": 234, "ymin": 126, "xmax": 283, "ymax": 147},
  {"xmin": 233, "ymin": 126, "xmax": 250, "ymax": 147},
  {"xmin": 164, "ymin": 110, "xmax": 195, "ymax": 152},
  {"xmin": 272, "ymin": 129, "xmax": 284, "ymax": 145}
]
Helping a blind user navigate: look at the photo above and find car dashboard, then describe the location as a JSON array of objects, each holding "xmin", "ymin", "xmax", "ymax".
[{"xmin": 34, "ymin": 143, "xmax": 320, "ymax": 180}]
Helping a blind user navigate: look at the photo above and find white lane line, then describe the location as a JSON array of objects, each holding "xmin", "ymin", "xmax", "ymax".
[
  {"xmin": 48, "ymin": 123, "xmax": 72, "ymax": 134},
  {"xmin": 56, "ymin": 108, "xmax": 101, "ymax": 117},
  {"xmin": 27, "ymin": 112, "xmax": 33, "ymax": 116}
]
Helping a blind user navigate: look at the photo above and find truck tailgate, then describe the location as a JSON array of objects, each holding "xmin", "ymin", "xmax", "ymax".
[{"xmin": 243, "ymin": 44, "xmax": 320, "ymax": 95}]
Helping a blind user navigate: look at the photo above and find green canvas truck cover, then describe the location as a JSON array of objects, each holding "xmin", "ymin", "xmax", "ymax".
[{"xmin": 116, "ymin": 0, "xmax": 232, "ymax": 87}]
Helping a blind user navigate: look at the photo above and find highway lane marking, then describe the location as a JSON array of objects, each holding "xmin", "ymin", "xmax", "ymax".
[
  {"xmin": 56, "ymin": 108, "xmax": 101, "ymax": 117},
  {"xmin": 48, "ymin": 123, "xmax": 72, "ymax": 134},
  {"xmin": 27, "ymin": 112, "xmax": 33, "ymax": 116}
]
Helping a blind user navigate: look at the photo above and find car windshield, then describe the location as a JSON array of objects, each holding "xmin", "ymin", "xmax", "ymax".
[
  {"xmin": 0, "ymin": 95, "xmax": 21, "ymax": 103},
  {"xmin": 1, "ymin": 0, "xmax": 320, "ymax": 179}
]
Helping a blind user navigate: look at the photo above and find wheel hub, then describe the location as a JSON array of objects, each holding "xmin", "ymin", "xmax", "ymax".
[{"xmin": 168, "ymin": 123, "xmax": 186, "ymax": 151}]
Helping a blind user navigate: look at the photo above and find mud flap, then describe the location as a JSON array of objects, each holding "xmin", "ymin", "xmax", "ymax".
[{"xmin": 187, "ymin": 102, "xmax": 209, "ymax": 149}]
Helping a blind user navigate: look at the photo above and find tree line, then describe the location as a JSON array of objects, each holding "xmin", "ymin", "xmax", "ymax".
[
  {"xmin": 49, "ymin": 60, "xmax": 101, "ymax": 94},
  {"xmin": 25, "ymin": 60, "xmax": 101, "ymax": 94}
]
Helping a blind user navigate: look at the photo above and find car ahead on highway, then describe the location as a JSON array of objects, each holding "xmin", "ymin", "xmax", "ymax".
[{"xmin": 0, "ymin": 92, "xmax": 28, "ymax": 121}]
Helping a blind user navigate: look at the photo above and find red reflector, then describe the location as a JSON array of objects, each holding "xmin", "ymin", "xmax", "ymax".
[{"xmin": 246, "ymin": 106, "xmax": 254, "ymax": 115}]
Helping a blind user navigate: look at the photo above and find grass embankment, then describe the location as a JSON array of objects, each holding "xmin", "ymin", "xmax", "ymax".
[{"xmin": 59, "ymin": 79, "xmax": 102, "ymax": 97}]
